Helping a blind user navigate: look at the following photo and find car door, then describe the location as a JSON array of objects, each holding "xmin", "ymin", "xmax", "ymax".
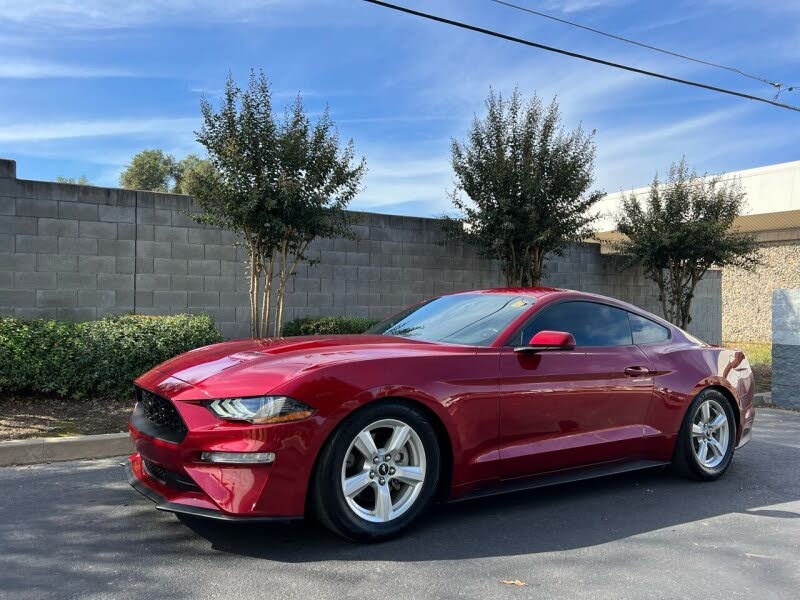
[{"xmin": 498, "ymin": 301, "xmax": 655, "ymax": 479}]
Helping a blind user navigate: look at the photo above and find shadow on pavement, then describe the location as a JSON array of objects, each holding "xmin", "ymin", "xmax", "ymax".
[{"xmin": 178, "ymin": 420, "xmax": 800, "ymax": 563}]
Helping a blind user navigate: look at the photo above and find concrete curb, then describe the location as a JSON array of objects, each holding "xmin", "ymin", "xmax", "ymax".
[
  {"xmin": 0, "ymin": 432, "xmax": 133, "ymax": 467},
  {"xmin": 754, "ymin": 391, "xmax": 772, "ymax": 406}
]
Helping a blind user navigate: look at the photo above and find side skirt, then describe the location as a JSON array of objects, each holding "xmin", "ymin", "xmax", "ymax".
[{"xmin": 450, "ymin": 459, "xmax": 670, "ymax": 503}]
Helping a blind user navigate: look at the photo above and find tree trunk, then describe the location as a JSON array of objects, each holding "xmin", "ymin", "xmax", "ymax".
[
  {"xmin": 273, "ymin": 241, "xmax": 308, "ymax": 337},
  {"xmin": 503, "ymin": 266, "xmax": 517, "ymax": 287},
  {"xmin": 259, "ymin": 251, "xmax": 275, "ymax": 338},
  {"xmin": 530, "ymin": 245, "xmax": 543, "ymax": 287},
  {"xmin": 654, "ymin": 269, "xmax": 672, "ymax": 325},
  {"xmin": 678, "ymin": 270, "xmax": 703, "ymax": 330},
  {"xmin": 247, "ymin": 241, "xmax": 262, "ymax": 339},
  {"xmin": 273, "ymin": 241, "xmax": 288, "ymax": 337}
]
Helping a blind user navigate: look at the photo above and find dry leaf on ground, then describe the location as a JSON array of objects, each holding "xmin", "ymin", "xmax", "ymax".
[{"xmin": 500, "ymin": 579, "xmax": 528, "ymax": 587}]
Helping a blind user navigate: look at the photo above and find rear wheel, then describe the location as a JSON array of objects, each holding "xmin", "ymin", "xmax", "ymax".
[
  {"xmin": 310, "ymin": 401, "xmax": 441, "ymax": 542},
  {"xmin": 672, "ymin": 389, "xmax": 737, "ymax": 480}
]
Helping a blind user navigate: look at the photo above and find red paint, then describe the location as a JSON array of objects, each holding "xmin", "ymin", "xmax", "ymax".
[
  {"xmin": 498, "ymin": 344, "xmax": 654, "ymax": 477},
  {"xmin": 526, "ymin": 330, "xmax": 576, "ymax": 349},
  {"xmin": 128, "ymin": 288, "xmax": 755, "ymax": 519}
]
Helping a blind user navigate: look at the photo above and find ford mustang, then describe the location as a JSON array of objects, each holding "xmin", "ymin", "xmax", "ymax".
[{"xmin": 127, "ymin": 288, "xmax": 755, "ymax": 541}]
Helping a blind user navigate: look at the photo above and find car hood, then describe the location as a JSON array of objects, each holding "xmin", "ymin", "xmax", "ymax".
[{"xmin": 136, "ymin": 335, "xmax": 441, "ymax": 400}]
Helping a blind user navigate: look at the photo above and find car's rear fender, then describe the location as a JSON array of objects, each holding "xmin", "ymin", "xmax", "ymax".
[{"xmin": 640, "ymin": 344, "xmax": 754, "ymax": 459}]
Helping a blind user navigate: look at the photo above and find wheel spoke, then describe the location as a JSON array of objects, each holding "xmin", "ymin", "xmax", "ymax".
[
  {"xmin": 385, "ymin": 424, "xmax": 411, "ymax": 456},
  {"xmin": 698, "ymin": 440, "xmax": 708, "ymax": 463},
  {"xmin": 374, "ymin": 483, "xmax": 393, "ymax": 521},
  {"xmin": 701, "ymin": 401, "xmax": 711, "ymax": 423},
  {"xmin": 393, "ymin": 465, "xmax": 424, "ymax": 486},
  {"xmin": 708, "ymin": 438, "xmax": 724, "ymax": 458},
  {"xmin": 354, "ymin": 431, "xmax": 379, "ymax": 460},
  {"xmin": 343, "ymin": 470, "xmax": 372, "ymax": 498},
  {"xmin": 709, "ymin": 414, "xmax": 726, "ymax": 431},
  {"xmin": 691, "ymin": 423, "xmax": 704, "ymax": 437}
]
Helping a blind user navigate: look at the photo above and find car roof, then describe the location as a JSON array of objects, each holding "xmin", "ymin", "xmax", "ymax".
[{"xmin": 446, "ymin": 287, "xmax": 565, "ymax": 299}]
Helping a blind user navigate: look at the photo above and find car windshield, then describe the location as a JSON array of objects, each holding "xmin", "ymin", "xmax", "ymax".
[{"xmin": 366, "ymin": 293, "xmax": 536, "ymax": 346}]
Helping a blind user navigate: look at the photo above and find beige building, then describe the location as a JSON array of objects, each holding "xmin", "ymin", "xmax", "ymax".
[{"xmin": 596, "ymin": 161, "xmax": 800, "ymax": 343}]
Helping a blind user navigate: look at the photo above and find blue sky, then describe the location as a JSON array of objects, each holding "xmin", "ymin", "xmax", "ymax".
[{"xmin": 1, "ymin": 0, "xmax": 798, "ymax": 217}]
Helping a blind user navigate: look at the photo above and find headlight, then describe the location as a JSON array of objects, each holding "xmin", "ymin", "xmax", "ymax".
[{"xmin": 206, "ymin": 396, "xmax": 314, "ymax": 424}]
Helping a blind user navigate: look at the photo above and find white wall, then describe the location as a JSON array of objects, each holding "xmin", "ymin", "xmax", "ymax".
[{"xmin": 595, "ymin": 160, "xmax": 800, "ymax": 232}]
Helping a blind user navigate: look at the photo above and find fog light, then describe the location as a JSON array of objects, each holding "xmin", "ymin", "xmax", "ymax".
[{"xmin": 200, "ymin": 451, "xmax": 276, "ymax": 464}]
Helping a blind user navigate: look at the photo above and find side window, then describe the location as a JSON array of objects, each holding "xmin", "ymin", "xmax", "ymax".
[
  {"xmin": 515, "ymin": 301, "xmax": 633, "ymax": 347},
  {"xmin": 628, "ymin": 313, "xmax": 670, "ymax": 344}
]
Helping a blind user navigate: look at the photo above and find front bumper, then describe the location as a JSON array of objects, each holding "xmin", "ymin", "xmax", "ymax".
[
  {"xmin": 126, "ymin": 379, "xmax": 326, "ymax": 519},
  {"xmin": 125, "ymin": 458, "xmax": 297, "ymax": 522},
  {"xmin": 737, "ymin": 405, "xmax": 755, "ymax": 449}
]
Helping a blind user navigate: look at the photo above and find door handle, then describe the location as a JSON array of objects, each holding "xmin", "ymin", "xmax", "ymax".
[{"xmin": 624, "ymin": 366, "xmax": 651, "ymax": 377}]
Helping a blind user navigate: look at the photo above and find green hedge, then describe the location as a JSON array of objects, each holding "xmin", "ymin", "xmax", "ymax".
[
  {"xmin": 0, "ymin": 314, "xmax": 222, "ymax": 400},
  {"xmin": 283, "ymin": 316, "xmax": 379, "ymax": 337}
]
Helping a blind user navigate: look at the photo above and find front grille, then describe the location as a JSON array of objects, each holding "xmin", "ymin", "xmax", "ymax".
[
  {"xmin": 131, "ymin": 387, "xmax": 188, "ymax": 443},
  {"xmin": 143, "ymin": 459, "xmax": 201, "ymax": 492}
]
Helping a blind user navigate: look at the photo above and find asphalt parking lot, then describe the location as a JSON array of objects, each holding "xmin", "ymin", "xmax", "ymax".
[{"xmin": 1, "ymin": 408, "xmax": 798, "ymax": 600}]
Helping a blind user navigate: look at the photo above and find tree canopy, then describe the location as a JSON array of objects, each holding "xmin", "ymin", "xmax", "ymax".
[
  {"xmin": 615, "ymin": 158, "xmax": 761, "ymax": 329},
  {"xmin": 443, "ymin": 88, "xmax": 604, "ymax": 286},
  {"xmin": 119, "ymin": 149, "xmax": 175, "ymax": 192},
  {"xmin": 173, "ymin": 154, "xmax": 215, "ymax": 196},
  {"xmin": 191, "ymin": 70, "xmax": 366, "ymax": 337},
  {"xmin": 119, "ymin": 150, "xmax": 214, "ymax": 194}
]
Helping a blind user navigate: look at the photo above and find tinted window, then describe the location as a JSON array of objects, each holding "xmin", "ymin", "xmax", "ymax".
[
  {"xmin": 628, "ymin": 313, "xmax": 670, "ymax": 344},
  {"xmin": 513, "ymin": 301, "xmax": 633, "ymax": 347},
  {"xmin": 367, "ymin": 293, "xmax": 536, "ymax": 346}
]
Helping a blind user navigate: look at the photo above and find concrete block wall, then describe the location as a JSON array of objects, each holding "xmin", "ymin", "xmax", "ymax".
[
  {"xmin": 772, "ymin": 289, "xmax": 800, "ymax": 408},
  {"xmin": 0, "ymin": 158, "xmax": 722, "ymax": 342},
  {"xmin": 722, "ymin": 239, "xmax": 800, "ymax": 342}
]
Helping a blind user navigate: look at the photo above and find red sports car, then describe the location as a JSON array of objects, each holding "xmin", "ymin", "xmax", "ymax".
[{"xmin": 127, "ymin": 288, "xmax": 755, "ymax": 541}]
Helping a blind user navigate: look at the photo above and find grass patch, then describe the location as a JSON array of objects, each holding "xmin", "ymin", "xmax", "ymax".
[{"xmin": 724, "ymin": 341, "xmax": 771, "ymax": 365}]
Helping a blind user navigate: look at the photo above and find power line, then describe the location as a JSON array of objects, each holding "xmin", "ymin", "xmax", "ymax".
[
  {"xmin": 362, "ymin": 0, "xmax": 800, "ymax": 114},
  {"xmin": 490, "ymin": 0, "xmax": 799, "ymax": 95}
]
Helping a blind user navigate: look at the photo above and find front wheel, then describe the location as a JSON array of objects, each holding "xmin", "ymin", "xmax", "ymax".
[
  {"xmin": 672, "ymin": 389, "xmax": 737, "ymax": 480},
  {"xmin": 310, "ymin": 401, "xmax": 441, "ymax": 542}
]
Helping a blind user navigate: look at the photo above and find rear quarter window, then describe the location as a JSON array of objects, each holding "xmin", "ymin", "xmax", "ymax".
[{"xmin": 628, "ymin": 313, "xmax": 670, "ymax": 344}]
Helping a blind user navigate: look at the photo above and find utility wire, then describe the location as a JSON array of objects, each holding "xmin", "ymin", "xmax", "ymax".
[
  {"xmin": 362, "ymin": 0, "xmax": 800, "ymax": 113},
  {"xmin": 490, "ymin": 0, "xmax": 798, "ymax": 95}
]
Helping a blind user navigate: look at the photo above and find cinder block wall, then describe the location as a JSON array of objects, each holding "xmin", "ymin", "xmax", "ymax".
[{"xmin": 0, "ymin": 158, "xmax": 722, "ymax": 342}]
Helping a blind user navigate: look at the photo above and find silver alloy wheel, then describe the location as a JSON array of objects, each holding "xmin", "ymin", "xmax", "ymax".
[
  {"xmin": 691, "ymin": 399, "xmax": 730, "ymax": 468},
  {"xmin": 341, "ymin": 418, "xmax": 427, "ymax": 523}
]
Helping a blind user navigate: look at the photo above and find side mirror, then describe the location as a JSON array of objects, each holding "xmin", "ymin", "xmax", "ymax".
[{"xmin": 514, "ymin": 330, "xmax": 576, "ymax": 354}]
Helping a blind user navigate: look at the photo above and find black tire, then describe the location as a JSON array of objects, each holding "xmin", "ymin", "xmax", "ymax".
[
  {"xmin": 671, "ymin": 388, "xmax": 737, "ymax": 481},
  {"xmin": 310, "ymin": 400, "xmax": 441, "ymax": 542}
]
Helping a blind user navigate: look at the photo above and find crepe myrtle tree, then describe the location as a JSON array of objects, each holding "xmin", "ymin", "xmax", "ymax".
[
  {"xmin": 191, "ymin": 70, "xmax": 366, "ymax": 338},
  {"xmin": 615, "ymin": 158, "xmax": 760, "ymax": 329},
  {"xmin": 443, "ymin": 88, "xmax": 604, "ymax": 287}
]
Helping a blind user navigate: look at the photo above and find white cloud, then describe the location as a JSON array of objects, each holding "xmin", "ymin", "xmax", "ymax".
[
  {"xmin": 0, "ymin": 60, "xmax": 133, "ymax": 79},
  {"xmin": 599, "ymin": 106, "xmax": 749, "ymax": 162},
  {"xmin": 541, "ymin": 0, "xmax": 632, "ymax": 13},
  {"xmin": 0, "ymin": 117, "xmax": 199, "ymax": 142},
  {"xmin": 0, "ymin": 0, "xmax": 315, "ymax": 29},
  {"xmin": 354, "ymin": 152, "xmax": 453, "ymax": 214}
]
